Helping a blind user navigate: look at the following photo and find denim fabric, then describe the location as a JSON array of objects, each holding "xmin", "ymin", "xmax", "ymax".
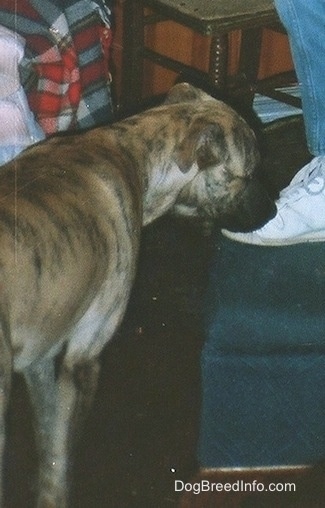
[
  {"xmin": 274, "ymin": 0, "xmax": 325, "ymax": 155},
  {"xmin": 199, "ymin": 235, "xmax": 325, "ymax": 467}
]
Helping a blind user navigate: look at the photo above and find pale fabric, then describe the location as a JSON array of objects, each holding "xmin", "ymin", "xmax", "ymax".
[{"xmin": 0, "ymin": 25, "xmax": 44, "ymax": 165}]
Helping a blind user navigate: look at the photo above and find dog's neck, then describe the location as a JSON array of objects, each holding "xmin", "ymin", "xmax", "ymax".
[
  {"xmin": 141, "ymin": 159, "xmax": 198, "ymax": 225},
  {"xmin": 107, "ymin": 108, "xmax": 199, "ymax": 225}
]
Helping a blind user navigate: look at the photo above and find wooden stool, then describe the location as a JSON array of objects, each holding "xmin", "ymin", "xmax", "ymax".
[{"xmin": 120, "ymin": 0, "xmax": 298, "ymax": 111}]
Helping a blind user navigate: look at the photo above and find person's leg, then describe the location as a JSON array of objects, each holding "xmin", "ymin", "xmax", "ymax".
[
  {"xmin": 222, "ymin": 0, "xmax": 325, "ymax": 246},
  {"xmin": 274, "ymin": 0, "xmax": 325, "ymax": 156}
]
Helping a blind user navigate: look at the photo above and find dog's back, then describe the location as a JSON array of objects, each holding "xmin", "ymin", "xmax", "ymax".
[{"xmin": 0, "ymin": 131, "xmax": 141, "ymax": 370}]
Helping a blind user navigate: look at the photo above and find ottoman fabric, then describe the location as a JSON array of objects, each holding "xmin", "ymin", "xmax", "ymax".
[{"xmin": 199, "ymin": 235, "xmax": 325, "ymax": 467}]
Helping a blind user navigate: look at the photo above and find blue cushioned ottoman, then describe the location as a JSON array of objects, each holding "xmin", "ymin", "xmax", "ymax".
[{"xmin": 198, "ymin": 234, "xmax": 325, "ymax": 468}]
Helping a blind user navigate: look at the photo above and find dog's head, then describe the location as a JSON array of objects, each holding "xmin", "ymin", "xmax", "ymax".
[{"xmin": 165, "ymin": 83, "xmax": 276, "ymax": 232}]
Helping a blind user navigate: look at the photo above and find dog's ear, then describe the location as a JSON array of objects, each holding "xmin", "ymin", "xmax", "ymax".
[
  {"xmin": 174, "ymin": 117, "xmax": 224, "ymax": 172},
  {"xmin": 164, "ymin": 82, "xmax": 211, "ymax": 105}
]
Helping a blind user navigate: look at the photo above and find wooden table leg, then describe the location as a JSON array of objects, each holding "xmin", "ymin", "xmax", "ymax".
[{"xmin": 121, "ymin": 0, "xmax": 145, "ymax": 111}]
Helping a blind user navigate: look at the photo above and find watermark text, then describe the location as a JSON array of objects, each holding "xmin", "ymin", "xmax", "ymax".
[{"xmin": 175, "ymin": 479, "xmax": 296, "ymax": 495}]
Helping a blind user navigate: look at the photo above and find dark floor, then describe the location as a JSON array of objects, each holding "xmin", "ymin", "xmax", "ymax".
[{"xmin": 6, "ymin": 115, "xmax": 320, "ymax": 507}]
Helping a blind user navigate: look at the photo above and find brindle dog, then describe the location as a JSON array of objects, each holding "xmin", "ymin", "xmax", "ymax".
[{"xmin": 0, "ymin": 83, "xmax": 275, "ymax": 507}]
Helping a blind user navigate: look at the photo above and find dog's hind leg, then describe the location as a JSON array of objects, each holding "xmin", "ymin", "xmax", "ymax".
[
  {"xmin": 23, "ymin": 357, "xmax": 62, "ymax": 507},
  {"xmin": 0, "ymin": 333, "xmax": 12, "ymax": 506},
  {"xmin": 23, "ymin": 351, "xmax": 100, "ymax": 508}
]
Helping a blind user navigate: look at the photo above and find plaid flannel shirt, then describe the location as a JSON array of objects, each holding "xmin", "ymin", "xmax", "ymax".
[{"xmin": 0, "ymin": 0, "xmax": 114, "ymax": 134}]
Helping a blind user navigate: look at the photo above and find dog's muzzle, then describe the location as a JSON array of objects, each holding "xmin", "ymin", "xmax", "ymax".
[{"xmin": 218, "ymin": 179, "xmax": 277, "ymax": 232}]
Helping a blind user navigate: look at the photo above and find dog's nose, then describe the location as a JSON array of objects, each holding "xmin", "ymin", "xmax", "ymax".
[{"xmin": 221, "ymin": 179, "xmax": 276, "ymax": 232}]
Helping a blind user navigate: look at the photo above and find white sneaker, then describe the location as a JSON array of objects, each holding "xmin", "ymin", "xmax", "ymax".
[{"xmin": 222, "ymin": 156, "xmax": 325, "ymax": 246}]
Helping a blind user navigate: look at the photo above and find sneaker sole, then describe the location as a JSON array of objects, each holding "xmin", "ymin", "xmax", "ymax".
[{"xmin": 221, "ymin": 229, "xmax": 325, "ymax": 247}]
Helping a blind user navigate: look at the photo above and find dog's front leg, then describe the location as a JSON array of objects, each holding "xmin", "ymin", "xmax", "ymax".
[{"xmin": 23, "ymin": 353, "xmax": 100, "ymax": 508}]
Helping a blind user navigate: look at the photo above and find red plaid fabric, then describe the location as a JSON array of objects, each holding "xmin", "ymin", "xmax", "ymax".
[
  {"xmin": 0, "ymin": 0, "xmax": 114, "ymax": 134},
  {"xmin": 28, "ymin": 44, "xmax": 81, "ymax": 133}
]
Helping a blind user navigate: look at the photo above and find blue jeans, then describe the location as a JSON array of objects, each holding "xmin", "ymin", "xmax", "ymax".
[{"xmin": 274, "ymin": 0, "xmax": 325, "ymax": 156}]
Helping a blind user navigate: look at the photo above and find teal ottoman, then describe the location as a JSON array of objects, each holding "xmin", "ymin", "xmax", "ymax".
[{"xmin": 198, "ymin": 233, "xmax": 325, "ymax": 468}]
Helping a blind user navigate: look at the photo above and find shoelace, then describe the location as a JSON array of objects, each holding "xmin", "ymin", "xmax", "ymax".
[{"xmin": 279, "ymin": 159, "xmax": 325, "ymax": 201}]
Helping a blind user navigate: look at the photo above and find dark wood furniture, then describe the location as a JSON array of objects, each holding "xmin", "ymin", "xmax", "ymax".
[{"xmin": 120, "ymin": 0, "xmax": 299, "ymax": 111}]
